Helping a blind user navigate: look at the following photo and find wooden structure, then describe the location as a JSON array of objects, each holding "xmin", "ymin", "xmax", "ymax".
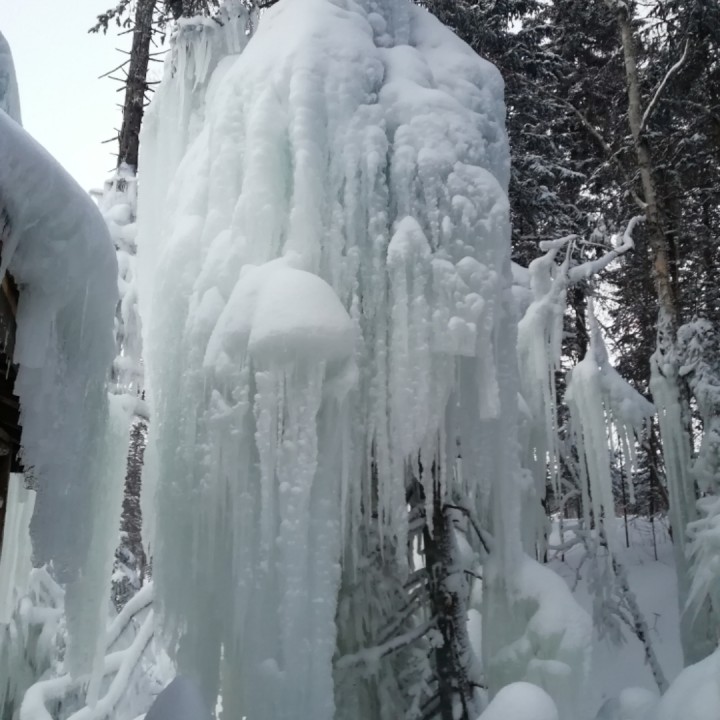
[{"xmin": 0, "ymin": 205, "xmax": 23, "ymax": 549}]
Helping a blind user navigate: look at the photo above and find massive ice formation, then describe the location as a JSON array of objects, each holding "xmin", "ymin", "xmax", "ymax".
[
  {"xmin": 0, "ymin": 31, "xmax": 21, "ymax": 124},
  {"xmin": 134, "ymin": 0, "xmax": 583, "ymax": 717},
  {"xmin": 0, "ymin": 105, "xmax": 125, "ymax": 678}
]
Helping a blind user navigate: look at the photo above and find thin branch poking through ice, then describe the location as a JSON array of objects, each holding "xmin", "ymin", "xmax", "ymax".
[
  {"xmin": 444, "ymin": 504, "xmax": 493, "ymax": 554},
  {"xmin": 335, "ymin": 617, "xmax": 436, "ymax": 670}
]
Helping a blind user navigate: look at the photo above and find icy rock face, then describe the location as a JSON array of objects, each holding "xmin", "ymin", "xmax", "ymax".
[{"xmin": 137, "ymin": 0, "xmax": 513, "ymax": 717}]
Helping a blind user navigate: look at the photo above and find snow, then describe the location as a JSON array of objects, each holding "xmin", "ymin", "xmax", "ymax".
[
  {"xmin": 4, "ymin": 4, "xmax": 705, "ymax": 720},
  {"xmin": 0, "ymin": 30, "xmax": 21, "ymax": 124},
  {"xmin": 595, "ymin": 687, "xmax": 658, "ymax": 720},
  {"xmin": 478, "ymin": 682, "xmax": 559, "ymax": 720},
  {"xmin": 549, "ymin": 517, "xmax": 683, "ymax": 717},
  {"xmin": 204, "ymin": 259, "xmax": 355, "ymax": 367},
  {"xmin": 655, "ymin": 647, "xmax": 720, "ymax": 720},
  {"xmin": 136, "ymin": 0, "xmax": 513, "ymax": 717},
  {"xmin": 484, "ymin": 554, "xmax": 592, "ymax": 720},
  {"xmin": 0, "ymin": 101, "xmax": 127, "ymax": 680}
]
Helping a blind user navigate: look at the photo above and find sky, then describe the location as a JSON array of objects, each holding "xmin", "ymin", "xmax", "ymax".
[{"xmin": 0, "ymin": 0, "xmax": 131, "ymax": 191}]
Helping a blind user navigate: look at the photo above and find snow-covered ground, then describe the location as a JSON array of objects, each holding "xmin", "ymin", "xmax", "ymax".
[{"xmin": 549, "ymin": 517, "xmax": 682, "ymax": 716}]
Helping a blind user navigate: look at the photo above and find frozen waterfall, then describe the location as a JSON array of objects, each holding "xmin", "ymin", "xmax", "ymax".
[{"xmin": 135, "ymin": 0, "xmax": 532, "ymax": 717}]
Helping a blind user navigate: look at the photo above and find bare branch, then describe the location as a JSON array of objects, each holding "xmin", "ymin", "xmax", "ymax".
[
  {"xmin": 98, "ymin": 60, "xmax": 131, "ymax": 80},
  {"xmin": 335, "ymin": 617, "xmax": 436, "ymax": 670},
  {"xmin": 640, "ymin": 40, "xmax": 690, "ymax": 133},
  {"xmin": 444, "ymin": 503, "xmax": 493, "ymax": 554}
]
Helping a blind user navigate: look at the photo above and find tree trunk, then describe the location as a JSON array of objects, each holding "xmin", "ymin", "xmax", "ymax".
[
  {"xmin": 423, "ymin": 481, "xmax": 475, "ymax": 720},
  {"xmin": 117, "ymin": 0, "xmax": 157, "ymax": 171},
  {"xmin": 611, "ymin": 0, "xmax": 715, "ymax": 664},
  {"xmin": 614, "ymin": 4, "xmax": 678, "ymax": 340}
]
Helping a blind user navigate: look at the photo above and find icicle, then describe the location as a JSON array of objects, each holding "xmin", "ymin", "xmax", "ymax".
[
  {"xmin": 0, "ymin": 475, "xmax": 35, "ymax": 624},
  {"xmin": 566, "ymin": 300, "xmax": 653, "ymax": 550}
]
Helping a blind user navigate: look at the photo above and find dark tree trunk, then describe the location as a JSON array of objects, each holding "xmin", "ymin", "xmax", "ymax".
[
  {"xmin": 117, "ymin": 0, "xmax": 157, "ymax": 171},
  {"xmin": 423, "ymin": 479, "xmax": 475, "ymax": 720}
]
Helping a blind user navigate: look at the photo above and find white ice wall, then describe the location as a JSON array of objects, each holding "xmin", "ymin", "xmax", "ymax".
[{"xmin": 135, "ymin": 1, "xmax": 532, "ymax": 718}]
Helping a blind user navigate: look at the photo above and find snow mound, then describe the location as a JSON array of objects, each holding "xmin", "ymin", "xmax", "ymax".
[
  {"xmin": 655, "ymin": 647, "xmax": 720, "ymax": 720},
  {"xmin": 205, "ymin": 260, "xmax": 355, "ymax": 368},
  {"xmin": 479, "ymin": 682, "xmax": 559, "ymax": 720},
  {"xmin": 484, "ymin": 556, "xmax": 592, "ymax": 720},
  {"xmin": 595, "ymin": 687, "xmax": 659, "ymax": 720}
]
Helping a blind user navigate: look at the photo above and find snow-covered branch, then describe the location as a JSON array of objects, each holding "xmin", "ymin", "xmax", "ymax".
[
  {"xmin": 66, "ymin": 612, "xmax": 155, "ymax": 720},
  {"xmin": 568, "ymin": 215, "xmax": 645, "ymax": 284},
  {"xmin": 19, "ymin": 584, "xmax": 156, "ymax": 720}
]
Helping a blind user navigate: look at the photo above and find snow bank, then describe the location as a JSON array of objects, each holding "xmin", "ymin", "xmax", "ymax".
[
  {"xmin": 483, "ymin": 555, "xmax": 592, "ymax": 720},
  {"xmin": 137, "ymin": 0, "xmax": 513, "ymax": 717},
  {"xmin": 0, "ymin": 107, "xmax": 125, "ymax": 678},
  {"xmin": 655, "ymin": 647, "xmax": 720, "ymax": 720},
  {"xmin": 595, "ymin": 687, "xmax": 659, "ymax": 720},
  {"xmin": 478, "ymin": 682, "xmax": 559, "ymax": 720}
]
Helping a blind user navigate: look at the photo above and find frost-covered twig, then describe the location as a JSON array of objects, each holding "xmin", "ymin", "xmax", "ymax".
[{"xmin": 610, "ymin": 555, "xmax": 668, "ymax": 692}]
